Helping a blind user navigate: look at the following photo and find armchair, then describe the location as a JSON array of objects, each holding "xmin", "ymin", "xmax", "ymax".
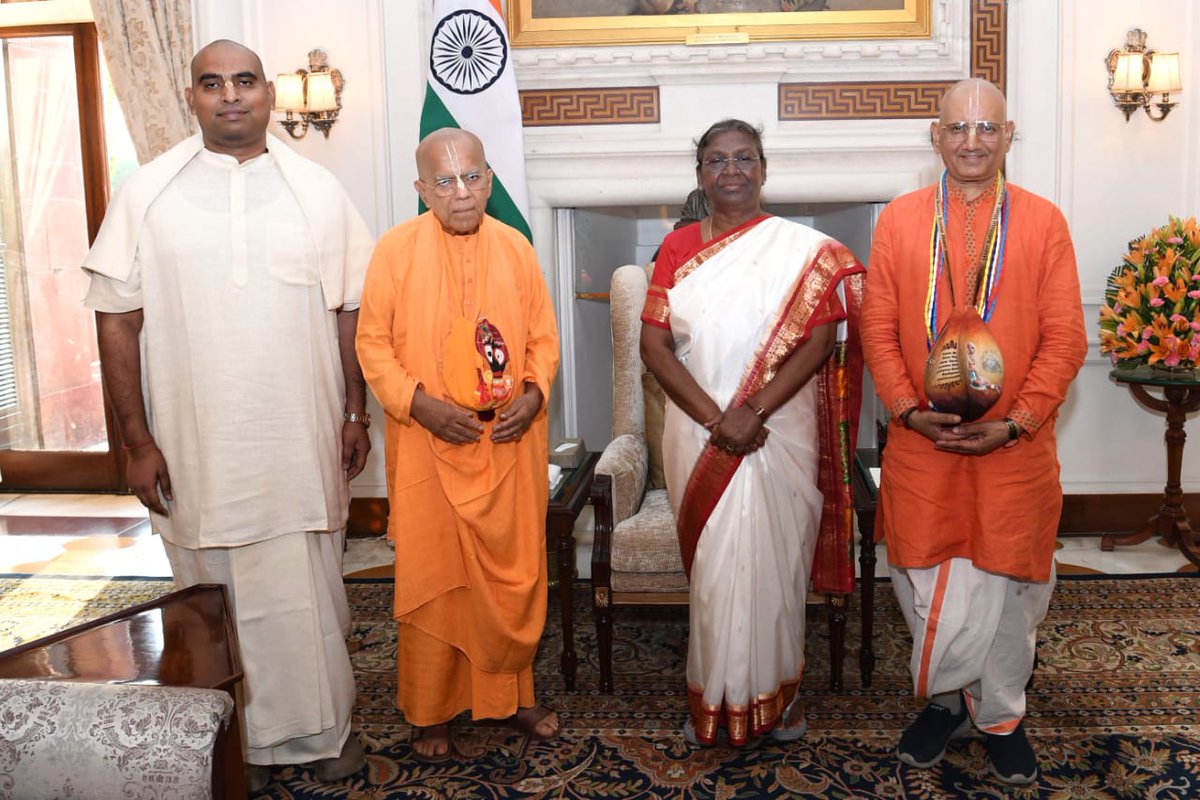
[{"xmin": 590, "ymin": 263, "xmax": 866, "ymax": 694}]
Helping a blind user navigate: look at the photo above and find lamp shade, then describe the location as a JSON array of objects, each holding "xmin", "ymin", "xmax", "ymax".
[
  {"xmin": 1148, "ymin": 52, "xmax": 1183, "ymax": 94},
  {"xmin": 274, "ymin": 73, "xmax": 305, "ymax": 111},
  {"xmin": 306, "ymin": 72, "xmax": 338, "ymax": 112},
  {"xmin": 1111, "ymin": 51, "xmax": 1145, "ymax": 93}
]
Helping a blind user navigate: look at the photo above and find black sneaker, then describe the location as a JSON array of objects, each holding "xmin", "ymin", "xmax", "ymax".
[
  {"xmin": 986, "ymin": 722, "xmax": 1038, "ymax": 785},
  {"xmin": 897, "ymin": 698, "xmax": 971, "ymax": 768}
]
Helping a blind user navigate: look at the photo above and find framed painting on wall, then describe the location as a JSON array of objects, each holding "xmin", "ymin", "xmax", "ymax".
[{"xmin": 506, "ymin": 0, "xmax": 931, "ymax": 48}]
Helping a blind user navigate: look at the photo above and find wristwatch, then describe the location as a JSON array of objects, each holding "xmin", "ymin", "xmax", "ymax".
[
  {"xmin": 344, "ymin": 411, "xmax": 371, "ymax": 429},
  {"xmin": 1003, "ymin": 418, "xmax": 1020, "ymax": 441}
]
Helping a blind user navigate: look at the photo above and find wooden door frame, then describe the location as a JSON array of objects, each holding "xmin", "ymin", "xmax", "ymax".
[{"xmin": 0, "ymin": 22, "xmax": 121, "ymax": 491}]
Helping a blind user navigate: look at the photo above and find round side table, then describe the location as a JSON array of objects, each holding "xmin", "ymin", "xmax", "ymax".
[{"xmin": 1100, "ymin": 365, "xmax": 1200, "ymax": 568}]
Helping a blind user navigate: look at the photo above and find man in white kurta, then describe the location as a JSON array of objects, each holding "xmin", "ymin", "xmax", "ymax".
[{"xmin": 82, "ymin": 41, "xmax": 374, "ymax": 790}]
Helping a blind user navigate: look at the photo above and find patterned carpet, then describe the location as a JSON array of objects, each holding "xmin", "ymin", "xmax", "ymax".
[{"xmin": 1, "ymin": 574, "xmax": 1197, "ymax": 799}]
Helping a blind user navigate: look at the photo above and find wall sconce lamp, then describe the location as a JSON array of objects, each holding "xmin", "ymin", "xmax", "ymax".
[
  {"xmin": 1105, "ymin": 29, "xmax": 1182, "ymax": 122},
  {"xmin": 274, "ymin": 49, "xmax": 344, "ymax": 139}
]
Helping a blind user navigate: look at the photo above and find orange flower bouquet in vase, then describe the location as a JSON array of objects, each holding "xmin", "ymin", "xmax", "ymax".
[{"xmin": 1099, "ymin": 216, "xmax": 1200, "ymax": 373}]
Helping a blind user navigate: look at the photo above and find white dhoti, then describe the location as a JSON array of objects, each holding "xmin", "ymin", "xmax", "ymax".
[
  {"xmin": 890, "ymin": 557, "xmax": 1055, "ymax": 733},
  {"xmin": 165, "ymin": 530, "xmax": 355, "ymax": 764}
]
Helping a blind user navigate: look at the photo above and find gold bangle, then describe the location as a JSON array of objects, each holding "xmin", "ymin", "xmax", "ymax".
[{"xmin": 745, "ymin": 398, "xmax": 767, "ymax": 419}]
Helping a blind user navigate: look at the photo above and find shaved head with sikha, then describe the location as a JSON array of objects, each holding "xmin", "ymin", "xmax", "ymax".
[
  {"xmin": 415, "ymin": 128, "xmax": 494, "ymax": 236},
  {"xmin": 930, "ymin": 78, "xmax": 1015, "ymax": 200}
]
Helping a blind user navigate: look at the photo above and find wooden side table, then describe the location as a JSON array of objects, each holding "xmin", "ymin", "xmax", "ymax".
[
  {"xmin": 0, "ymin": 584, "xmax": 247, "ymax": 799},
  {"xmin": 1101, "ymin": 366, "xmax": 1200, "ymax": 568},
  {"xmin": 850, "ymin": 448, "xmax": 879, "ymax": 689},
  {"xmin": 545, "ymin": 450, "xmax": 599, "ymax": 691}
]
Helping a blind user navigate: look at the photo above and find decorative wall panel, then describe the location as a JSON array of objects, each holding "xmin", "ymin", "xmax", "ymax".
[
  {"xmin": 779, "ymin": 0, "xmax": 1006, "ymax": 121},
  {"xmin": 520, "ymin": 86, "xmax": 659, "ymax": 126}
]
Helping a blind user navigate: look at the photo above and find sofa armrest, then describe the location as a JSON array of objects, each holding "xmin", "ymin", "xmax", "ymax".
[
  {"xmin": 595, "ymin": 432, "xmax": 649, "ymax": 528},
  {"xmin": 0, "ymin": 679, "xmax": 233, "ymax": 800}
]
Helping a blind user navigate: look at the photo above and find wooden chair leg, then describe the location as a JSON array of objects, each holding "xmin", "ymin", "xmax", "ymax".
[
  {"xmin": 827, "ymin": 594, "xmax": 846, "ymax": 693},
  {"xmin": 593, "ymin": 586, "xmax": 614, "ymax": 693},
  {"xmin": 858, "ymin": 511, "xmax": 877, "ymax": 689}
]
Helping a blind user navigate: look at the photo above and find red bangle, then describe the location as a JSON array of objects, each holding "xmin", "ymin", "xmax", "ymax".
[{"xmin": 122, "ymin": 438, "xmax": 155, "ymax": 451}]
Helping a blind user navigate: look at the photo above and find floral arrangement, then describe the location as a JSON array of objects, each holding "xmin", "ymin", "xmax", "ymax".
[{"xmin": 1099, "ymin": 216, "xmax": 1200, "ymax": 369}]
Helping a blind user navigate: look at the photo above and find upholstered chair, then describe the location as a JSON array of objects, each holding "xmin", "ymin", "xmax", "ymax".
[{"xmin": 590, "ymin": 263, "xmax": 864, "ymax": 694}]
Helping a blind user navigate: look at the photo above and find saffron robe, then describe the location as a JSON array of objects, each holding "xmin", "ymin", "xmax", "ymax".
[
  {"xmin": 643, "ymin": 216, "xmax": 863, "ymax": 745},
  {"xmin": 860, "ymin": 182, "xmax": 1088, "ymax": 582},
  {"xmin": 356, "ymin": 211, "xmax": 559, "ymax": 724}
]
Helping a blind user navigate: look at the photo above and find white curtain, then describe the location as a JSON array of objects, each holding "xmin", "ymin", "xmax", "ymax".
[{"xmin": 89, "ymin": 0, "xmax": 195, "ymax": 164}]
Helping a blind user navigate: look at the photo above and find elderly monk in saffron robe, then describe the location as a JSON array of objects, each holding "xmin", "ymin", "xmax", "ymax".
[
  {"xmin": 84, "ymin": 40, "xmax": 373, "ymax": 792},
  {"xmin": 356, "ymin": 128, "xmax": 560, "ymax": 759},
  {"xmin": 861, "ymin": 78, "xmax": 1087, "ymax": 785}
]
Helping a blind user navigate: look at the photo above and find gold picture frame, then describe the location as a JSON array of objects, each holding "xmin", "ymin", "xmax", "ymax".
[{"xmin": 507, "ymin": 0, "xmax": 931, "ymax": 48}]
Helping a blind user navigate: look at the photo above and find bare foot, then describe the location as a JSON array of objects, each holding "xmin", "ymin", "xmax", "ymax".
[
  {"xmin": 412, "ymin": 723, "xmax": 452, "ymax": 760},
  {"xmin": 509, "ymin": 705, "xmax": 560, "ymax": 740}
]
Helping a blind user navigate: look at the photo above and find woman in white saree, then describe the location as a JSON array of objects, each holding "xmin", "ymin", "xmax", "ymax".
[{"xmin": 640, "ymin": 120, "xmax": 865, "ymax": 747}]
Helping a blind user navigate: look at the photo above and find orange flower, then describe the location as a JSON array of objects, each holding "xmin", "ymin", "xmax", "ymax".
[
  {"xmin": 1156, "ymin": 247, "xmax": 1179, "ymax": 277},
  {"xmin": 1117, "ymin": 287, "xmax": 1142, "ymax": 309},
  {"xmin": 1112, "ymin": 269, "xmax": 1140, "ymax": 291},
  {"xmin": 1183, "ymin": 217, "xmax": 1200, "ymax": 248},
  {"xmin": 1163, "ymin": 277, "xmax": 1188, "ymax": 304}
]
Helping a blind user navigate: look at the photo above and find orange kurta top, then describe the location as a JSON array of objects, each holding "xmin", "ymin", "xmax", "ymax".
[
  {"xmin": 355, "ymin": 211, "xmax": 559, "ymax": 674},
  {"xmin": 860, "ymin": 182, "xmax": 1087, "ymax": 581}
]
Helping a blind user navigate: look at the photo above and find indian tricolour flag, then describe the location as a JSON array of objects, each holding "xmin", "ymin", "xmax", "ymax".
[{"xmin": 420, "ymin": 0, "xmax": 531, "ymax": 240}]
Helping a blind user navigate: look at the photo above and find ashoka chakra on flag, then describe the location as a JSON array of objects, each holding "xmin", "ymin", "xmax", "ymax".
[{"xmin": 430, "ymin": 9, "xmax": 507, "ymax": 96}]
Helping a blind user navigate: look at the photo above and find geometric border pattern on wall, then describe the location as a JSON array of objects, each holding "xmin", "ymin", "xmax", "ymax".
[
  {"xmin": 520, "ymin": 87, "xmax": 659, "ymax": 127},
  {"xmin": 779, "ymin": 0, "xmax": 1007, "ymax": 121}
]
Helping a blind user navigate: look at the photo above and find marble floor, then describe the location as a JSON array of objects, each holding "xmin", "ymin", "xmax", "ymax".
[{"xmin": 0, "ymin": 492, "xmax": 1193, "ymax": 579}]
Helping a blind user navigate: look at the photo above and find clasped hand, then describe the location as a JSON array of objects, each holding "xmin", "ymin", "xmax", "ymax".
[
  {"xmin": 412, "ymin": 385, "xmax": 542, "ymax": 445},
  {"xmin": 706, "ymin": 404, "xmax": 768, "ymax": 457},
  {"xmin": 907, "ymin": 409, "xmax": 1017, "ymax": 455}
]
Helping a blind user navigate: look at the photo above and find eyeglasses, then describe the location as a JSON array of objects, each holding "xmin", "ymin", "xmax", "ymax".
[
  {"xmin": 938, "ymin": 121, "xmax": 1006, "ymax": 142},
  {"xmin": 699, "ymin": 155, "xmax": 761, "ymax": 173},
  {"xmin": 421, "ymin": 171, "xmax": 489, "ymax": 197}
]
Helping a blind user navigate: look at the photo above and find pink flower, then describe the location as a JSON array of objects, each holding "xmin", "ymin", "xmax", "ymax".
[
  {"xmin": 1172, "ymin": 314, "xmax": 1189, "ymax": 324},
  {"xmin": 1150, "ymin": 297, "xmax": 1166, "ymax": 307},
  {"xmin": 1143, "ymin": 328, "xmax": 1154, "ymax": 339},
  {"xmin": 1153, "ymin": 276, "xmax": 1170, "ymax": 286},
  {"xmin": 1117, "ymin": 324, "xmax": 1127, "ymax": 337},
  {"xmin": 1191, "ymin": 341, "xmax": 1200, "ymax": 361},
  {"xmin": 1169, "ymin": 237, "xmax": 1184, "ymax": 244},
  {"xmin": 1165, "ymin": 353, "xmax": 1182, "ymax": 366},
  {"xmin": 1190, "ymin": 290, "xmax": 1200, "ymax": 299},
  {"xmin": 1138, "ymin": 342, "xmax": 1150, "ymax": 353}
]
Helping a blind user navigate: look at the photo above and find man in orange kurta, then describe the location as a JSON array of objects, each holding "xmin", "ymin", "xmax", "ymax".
[
  {"xmin": 355, "ymin": 128, "xmax": 560, "ymax": 759},
  {"xmin": 861, "ymin": 79, "xmax": 1087, "ymax": 785}
]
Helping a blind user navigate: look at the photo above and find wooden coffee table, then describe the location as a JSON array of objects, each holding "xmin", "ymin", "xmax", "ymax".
[{"xmin": 0, "ymin": 583, "xmax": 246, "ymax": 799}]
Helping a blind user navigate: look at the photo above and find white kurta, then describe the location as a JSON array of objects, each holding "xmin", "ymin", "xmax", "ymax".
[
  {"xmin": 86, "ymin": 149, "xmax": 353, "ymax": 548},
  {"xmin": 83, "ymin": 144, "xmax": 372, "ymax": 763}
]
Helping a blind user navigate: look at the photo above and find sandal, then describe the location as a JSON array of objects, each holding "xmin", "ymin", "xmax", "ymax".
[
  {"xmin": 769, "ymin": 696, "xmax": 808, "ymax": 742},
  {"xmin": 506, "ymin": 705, "xmax": 561, "ymax": 740},
  {"xmin": 411, "ymin": 723, "xmax": 453, "ymax": 762}
]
